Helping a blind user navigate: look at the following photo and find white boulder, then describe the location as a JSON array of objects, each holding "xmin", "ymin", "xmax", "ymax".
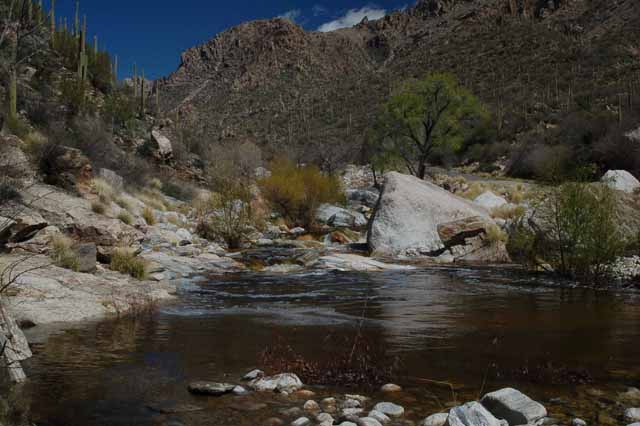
[
  {"xmin": 368, "ymin": 172, "xmax": 492, "ymax": 256},
  {"xmin": 480, "ymin": 388, "xmax": 547, "ymax": 426},
  {"xmin": 601, "ymin": 170, "xmax": 640, "ymax": 194},
  {"xmin": 474, "ymin": 191, "xmax": 509, "ymax": 210},
  {"xmin": 446, "ymin": 402, "xmax": 502, "ymax": 426}
]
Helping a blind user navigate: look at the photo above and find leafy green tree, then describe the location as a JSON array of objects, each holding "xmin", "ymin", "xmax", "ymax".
[{"xmin": 371, "ymin": 72, "xmax": 489, "ymax": 179}]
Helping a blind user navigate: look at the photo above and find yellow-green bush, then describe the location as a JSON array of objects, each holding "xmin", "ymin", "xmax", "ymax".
[
  {"xmin": 491, "ymin": 204, "xmax": 526, "ymax": 221},
  {"xmin": 258, "ymin": 159, "xmax": 345, "ymax": 228},
  {"xmin": 142, "ymin": 207, "xmax": 156, "ymax": 225},
  {"xmin": 92, "ymin": 178, "xmax": 115, "ymax": 204},
  {"xmin": 110, "ymin": 248, "xmax": 147, "ymax": 280},
  {"xmin": 484, "ymin": 224, "xmax": 508, "ymax": 244},
  {"xmin": 50, "ymin": 235, "xmax": 80, "ymax": 271}
]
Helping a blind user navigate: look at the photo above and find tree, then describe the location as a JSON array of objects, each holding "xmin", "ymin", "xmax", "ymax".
[{"xmin": 371, "ymin": 72, "xmax": 489, "ymax": 179}]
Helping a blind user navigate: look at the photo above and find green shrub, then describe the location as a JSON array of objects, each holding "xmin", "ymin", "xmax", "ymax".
[
  {"xmin": 110, "ymin": 248, "xmax": 147, "ymax": 280},
  {"xmin": 117, "ymin": 211, "xmax": 133, "ymax": 225},
  {"xmin": 142, "ymin": 207, "xmax": 156, "ymax": 225},
  {"xmin": 530, "ymin": 182, "xmax": 624, "ymax": 283},
  {"xmin": 196, "ymin": 182, "xmax": 255, "ymax": 249},
  {"xmin": 92, "ymin": 178, "xmax": 115, "ymax": 204},
  {"xmin": 258, "ymin": 159, "xmax": 345, "ymax": 228},
  {"xmin": 485, "ymin": 224, "xmax": 508, "ymax": 244},
  {"xmin": 50, "ymin": 235, "xmax": 80, "ymax": 271}
]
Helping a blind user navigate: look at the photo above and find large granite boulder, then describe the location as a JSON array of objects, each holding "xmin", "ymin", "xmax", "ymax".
[
  {"xmin": 601, "ymin": 170, "xmax": 640, "ymax": 194},
  {"xmin": 480, "ymin": 388, "xmax": 547, "ymax": 426},
  {"xmin": 151, "ymin": 129, "xmax": 173, "ymax": 160},
  {"xmin": 368, "ymin": 172, "xmax": 505, "ymax": 259}
]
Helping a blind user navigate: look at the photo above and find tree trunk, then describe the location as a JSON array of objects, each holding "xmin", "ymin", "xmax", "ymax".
[{"xmin": 0, "ymin": 299, "xmax": 32, "ymax": 383}]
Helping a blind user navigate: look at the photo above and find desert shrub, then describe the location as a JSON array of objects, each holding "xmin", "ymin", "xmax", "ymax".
[
  {"xmin": 459, "ymin": 182, "xmax": 487, "ymax": 200},
  {"xmin": 485, "ymin": 224, "xmax": 508, "ymax": 244},
  {"xmin": 92, "ymin": 178, "xmax": 116, "ymax": 204},
  {"xmin": 50, "ymin": 235, "xmax": 80, "ymax": 271},
  {"xmin": 506, "ymin": 223, "xmax": 539, "ymax": 267},
  {"xmin": 531, "ymin": 182, "xmax": 624, "ymax": 283},
  {"xmin": 110, "ymin": 248, "xmax": 147, "ymax": 280},
  {"xmin": 258, "ymin": 159, "xmax": 345, "ymax": 228},
  {"xmin": 491, "ymin": 204, "xmax": 526, "ymax": 221},
  {"xmin": 142, "ymin": 207, "xmax": 156, "ymax": 225},
  {"xmin": 196, "ymin": 182, "xmax": 255, "ymax": 249},
  {"xmin": 91, "ymin": 201, "xmax": 106, "ymax": 215},
  {"xmin": 161, "ymin": 178, "xmax": 196, "ymax": 201},
  {"xmin": 114, "ymin": 196, "xmax": 132, "ymax": 212},
  {"xmin": 204, "ymin": 140, "xmax": 263, "ymax": 184},
  {"xmin": 4, "ymin": 115, "xmax": 31, "ymax": 139},
  {"xmin": 137, "ymin": 190, "xmax": 167, "ymax": 211},
  {"xmin": 117, "ymin": 211, "xmax": 133, "ymax": 225}
]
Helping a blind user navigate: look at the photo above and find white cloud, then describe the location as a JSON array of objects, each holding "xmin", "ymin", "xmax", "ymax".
[
  {"xmin": 317, "ymin": 6, "xmax": 387, "ymax": 32},
  {"xmin": 278, "ymin": 9, "xmax": 302, "ymax": 22},
  {"xmin": 312, "ymin": 4, "xmax": 328, "ymax": 16}
]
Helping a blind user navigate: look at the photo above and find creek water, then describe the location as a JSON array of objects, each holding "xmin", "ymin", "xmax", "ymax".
[{"xmin": 19, "ymin": 267, "xmax": 640, "ymax": 425}]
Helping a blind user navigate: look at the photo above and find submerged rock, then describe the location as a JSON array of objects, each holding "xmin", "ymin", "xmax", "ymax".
[
  {"xmin": 480, "ymin": 388, "xmax": 547, "ymax": 426},
  {"xmin": 187, "ymin": 381, "xmax": 235, "ymax": 396},
  {"xmin": 249, "ymin": 373, "xmax": 303, "ymax": 393}
]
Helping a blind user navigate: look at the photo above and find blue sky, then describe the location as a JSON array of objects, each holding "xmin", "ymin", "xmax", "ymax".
[{"xmin": 47, "ymin": 1, "xmax": 408, "ymax": 79}]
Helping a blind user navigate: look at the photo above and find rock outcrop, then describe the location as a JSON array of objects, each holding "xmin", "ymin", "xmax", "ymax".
[
  {"xmin": 368, "ymin": 173, "xmax": 507, "ymax": 261},
  {"xmin": 601, "ymin": 170, "xmax": 640, "ymax": 194}
]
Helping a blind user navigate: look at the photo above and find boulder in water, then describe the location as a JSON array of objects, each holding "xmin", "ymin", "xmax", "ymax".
[{"xmin": 480, "ymin": 388, "xmax": 547, "ymax": 425}]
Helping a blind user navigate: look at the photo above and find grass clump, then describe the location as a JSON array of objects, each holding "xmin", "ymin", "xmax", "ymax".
[
  {"xmin": 117, "ymin": 211, "xmax": 133, "ymax": 225},
  {"xmin": 485, "ymin": 224, "xmax": 508, "ymax": 244},
  {"xmin": 110, "ymin": 248, "xmax": 147, "ymax": 280},
  {"xmin": 50, "ymin": 235, "xmax": 80, "ymax": 271},
  {"xmin": 460, "ymin": 182, "xmax": 487, "ymax": 200},
  {"xmin": 92, "ymin": 178, "xmax": 116, "ymax": 204},
  {"xmin": 142, "ymin": 207, "xmax": 156, "ymax": 225},
  {"xmin": 258, "ymin": 159, "xmax": 345, "ymax": 228},
  {"xmin": 91, "ymin": 201, "xmax": 106, "ymax": 214},
  {"xmin": 491, "ymin": 204, "xmax": 526, "ymax": 221}
]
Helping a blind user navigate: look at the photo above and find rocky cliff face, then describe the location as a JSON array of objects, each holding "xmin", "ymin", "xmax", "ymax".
[{"xmin": 158, "ymin": 0, "xmax": 640, "ymax": 167}]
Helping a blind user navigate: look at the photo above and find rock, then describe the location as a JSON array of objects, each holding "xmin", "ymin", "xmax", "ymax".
[
  {"xmin": 232, "ymin": 385, "xmax": 248, "ymax": 395},
  {"xmin": 373, "ymin": 402, "xmax": 405, "ymax": 417},
  {"xmin": 359, "ymin": 418, "xmax": 383, "ymax": 426},
  {"xmin": 2, "ymin": 211, "xmax": 48, "ymax": 243},
  {"xmin": 627, "ymin": 126, "xmax": 640, "ymax": 143},
  {"xmin": 601, "ymin": 170, "xmax": 640, "ymax": 194},
  {"xmin": 0, "ymin": 136, "xmax": 36, "ymax": 181},
  {"xmin": 6, "ymin": 225, "xmax": 61, "ymax": 254},
  {"xmin": 369, "ymin": 410, "xmax": 391, "ymax": 424},
  {"xmin": 368, "ymin": 172, "xmax": 496, "ymax": 257},
  {"xmin": 303, "ymin": 400, "xmax": 320, "ymax": 412},
  {"xmin": 446, "ymin": 401, "xmax": 502, "ymax": 426},
  {"xmin": 343, "ymin": 399, "xmax": 362, "ymax": 408},
  {"xmin": 281, "ymin": 407, "xmax": 303, "ymax": 417},
  {"xmin": 317, "ymin": 413, "xmax": 334, "ymax": 423},
  {"xmin": 342, "ymin": 407, "xmax": 364, "ymax": 416},
  {"xmin": 176, "ymin": 228, "xmax": 193, "ymax": 243},
  {"xmin": 151, "ymin": 129, "xmax": 173, "ymax": 159},
  {"xmin": 480, "ymin": 388, "xmax": 547, "ymax": 425},
  {"xmin": 187, "ymin": 381, "xmax": 235, "ymax": 396},
  {"xmin": 316, "ymin": 204, "xmax": 368, "ymax": 228},
  {"xmin": 295, "ymin": 389, "xmax": 316, "ymax": 398},
  {"xmin": 75, "ymin": 243, "xmax": 97, "ymax": 273},
  {"xmin": 242, "ymin": 369, "xmax": 264, "ymax": 380},
  {"xmin": 322, "ymin": 397, "xmax": 337, "ymax": 406},
  {"xmin": 437, "ymin": 216, "xmax": 491, "ymax": 247},
  {"xmin": 474, "ymin": 192, "xmax": 509, "ymax": 210},
  {"xmin": 345, "ymin": 394, "xmax": 369, "ymax": 403},
  {"xmin": 381, "ymin": 383, "xmax": 402, "ymax": 393},
  {"xmin": 291, "ymin": 417, "xmax": 311, "ymax": 426},
  {"xmin": 620, "ymin": 388, "xmax": 640, "ymax": 404},
  {"xmin": 571, "ymin": 419, "xmax": 587, "ymax": 426},
  {"xmin": 255, "ymin": 167, "xmax": 271, "ymax": 179},
  {"xmin": 347, "ymin": 188, "xmax": 380, "ymax": 208},
  {"xmin": 41, "ymin": 145, "xmax": 92, "ymax": 190},
  {"xmin": 626, "ymin": 408, "xmax": 640, "ymax": 422},
  {"xmin": 98, "ymin": 168, "xmax": 124, "ymax": 191},
  {"xmin": 265, "ymin": 418, "xmax": 284, "ymax": 426},
  {"xmin": 421, "ymin": 413, "xmax": 448, "ymax": 426},
  {"xmin": 249, "ymin": 373, "xmax": 303, "ymax": 393},
  {"xmin": 339, "ymin": 423, "xmax": 358, "ymax": 426}
]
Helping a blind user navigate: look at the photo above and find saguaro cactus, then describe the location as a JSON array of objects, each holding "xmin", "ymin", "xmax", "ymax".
[
  {"xmin": 8, "ymin": 69, "xmax": 17, "ymax": 122},
  {"xmin": 50, "ymin": 0, "xmax": 56, "ymax": 45},
  {"xmin": 140, "ymin": 68, "xmax": 146, "ymax": 115}
]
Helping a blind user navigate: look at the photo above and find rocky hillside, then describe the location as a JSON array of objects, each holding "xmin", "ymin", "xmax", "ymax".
[{"xmin": 158, "ymin": 0, "xmax": 640, "ymax": 167}]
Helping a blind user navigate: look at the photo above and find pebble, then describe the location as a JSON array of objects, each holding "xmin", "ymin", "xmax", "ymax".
[
  {"xmin": 338, "ymin": 423, "xmax": 357, "ymax": 426},
  {"xmin": 265, "ymin": 418, "xmax": 283, "ymax": 426},
  {"xmin": 626, "ymin": 408, "xmax": 640, "ymax": 422},
  {"xmin": 346, "ymin": 394, "xmax": 369, "ymax": 403},
  {"xmin": 368, "ymin": 410, "xmax": 391, "ymax": 424},
  {"xmin": 316, "ymin": 413, "xmax": 334, "ymax": 423},
  {"xmin": 303, "ymin": 400, "xmax": 320, "ymax": 412},
  {"xmin": 381, "ymin": 383, "xmax": 402, "ymax": 393},
  {"xmin": 295, "ymin": 390, "xmax": 316, "ymax": 398},
  {"xmin": 232, "ymin": 385, "xmax": 248, "ymax": 395},
  {"xmin": 343, "ymin": 399, "xmax": 362, "ymax": 408},
  {"xmin": 281, "ymin": 407, "xmax": 303, "ymax": 417},
  {"xmin": 242, "ymin": 369, "xmax": 264, "ymax": 380},
  {"xmin": 342, "ymin": 407, "xmax": 364, "ymax": 416},
  {"xmin": 187, "ymin": 381, "xmax": 235, "ymax": 396},
  {"xmin": 420, "ymin": 413, "xmax": 448, "ymax": 426},
  {"xmin": 571, "ymin": 419, "xmax": 587, "ymax": 426},
  {"xmin": 322, "ymin": 397, "xmax": 337, "ymax": 406},
  {"xmin": 359, "ymin": 417, "xmax": 383, "ymax": 426},
  {"xmin": 291, "ymin": 417, "xmax": 310, "ymax": 426},
  {"xmin": 373, "ymin": 402, "xmax": 405, "ymax": 417}
]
